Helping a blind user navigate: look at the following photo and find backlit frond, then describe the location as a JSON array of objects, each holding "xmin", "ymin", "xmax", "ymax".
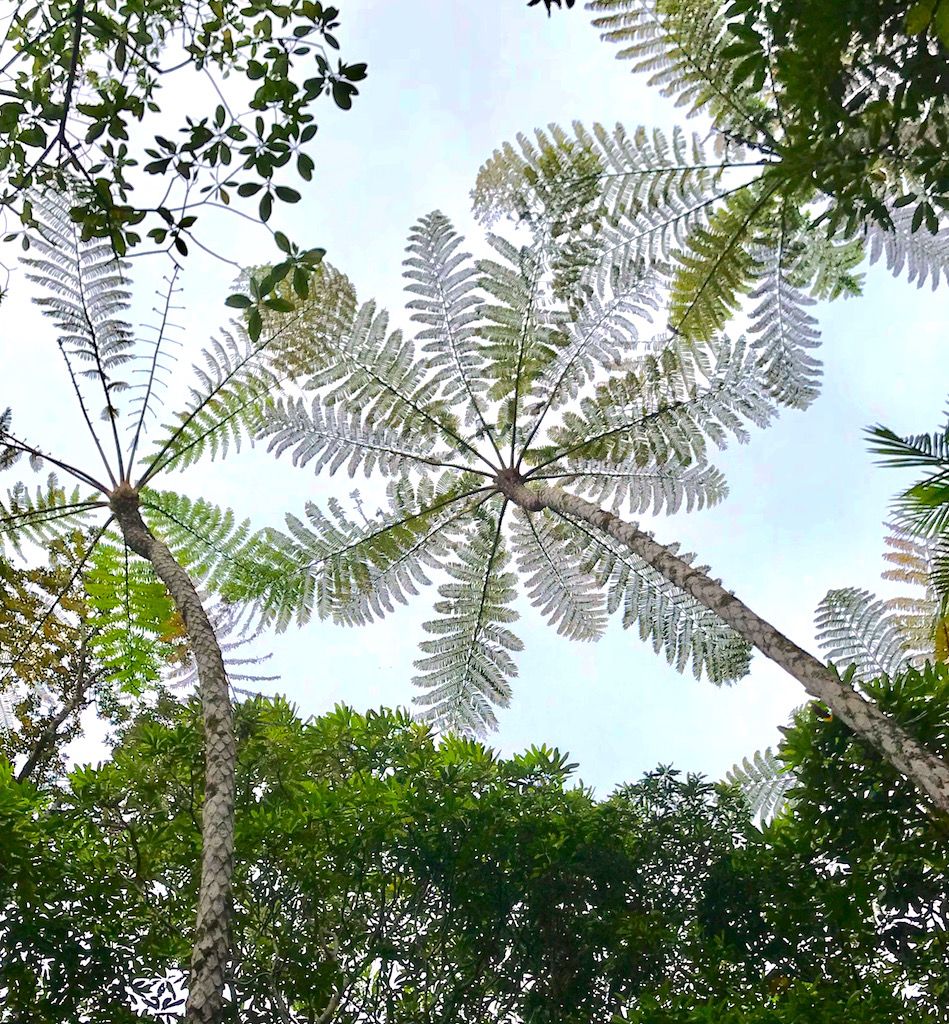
[
  {"xmin": 144, "ymin": 327, "xmax": 281, "ymax": 478},
  {"xmin": 0, "ymin": 474, "xmax": 99, "ymax": 555},
  {"xmin": 531, "ymin": 338, "xmax": 774, "ymax": 473},
  {"xmin": 543, "ymin": 458, "xmax": 727, "ymax": 515},
  {"xmin": 866, "ymin": 204, "xmax": 949, "ymax": 291},
  {"xmin": 814, "ymin": 587, "xmax": 912, "ymax": 683},
  {"xmin": 23, "ymin": 192, "xmax": 134, "ymax": 387},
  {"xmin": 413, "ymin": 501, "xmax": 522, "ymax": 733},
  {"xmin": 141, "ymin": 490, "xmax": 258, "ymax": 593},
  {"xmin": 403, "ymin": 212, "xmax": 491, "ymax": 431},
  {"xmin": 726, "ymin": 746, "xmax": 797, "ymax": 822},
  {"xmin": 588, "ymin": 0, "xmax": 764, "ymax": 133},
  {"xmin": 234, "ymin": 474, "xmax": 488, "ymax": 631},
  {"xmin": 881, "ymin": 527, "xmax": 941, "ymax": 665},
  {"xmin": 510, "ymin": 507, "xmax": 608, "ymax": 641},
  {"xmin": 259, "ymin": 395, "xmax": 448, "ymax": 478},
  {"xmin": 559, "ymin": 512, "xmax": 751, "ymax": 682}
]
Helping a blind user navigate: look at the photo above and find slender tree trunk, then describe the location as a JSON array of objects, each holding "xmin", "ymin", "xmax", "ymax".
[
  {"xmin": 110, "ymin": 484, "xmax": 234, "ymax": 1023},
  {"xmin": 497, "ymin": 472, "xmax": 949, "ymax": 814}
]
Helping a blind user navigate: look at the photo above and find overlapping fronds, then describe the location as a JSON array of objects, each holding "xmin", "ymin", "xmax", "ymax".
[
  {"xmin": 301, "ymin": 299, "xmax": 475, "ymax": 460},
  {"xmin": 0, "ymin": 474, "xmax": 100, "ymax": 554},
  {"xmin": 669, "ymin": 182, "xmax": 777, "ymax": 342},
  {"xmin": 814, "ymin": 587, "xmax": 913, "ymax": 684},
  {"xmin": 23, "ymin": 191, "xmax": 134, "ymax": 418},
  {"xmin": 164, "ymin": 600, "xmax": 278, "ymax": 697},
  {"xmin": 83, "ymin": 534, "xmax": 184, "ymax": 692},
  {"xmin": 588, "ymin": 0, "xmax": 762, "ymax": 129},
  {"xmin": 478, "ymin": 234, "xmax": 565, "ymax": 454},
  {"xmin": 746, "ymin": 231, "xmax": 822, "ymax": 409},
  {"xmin": 141, "ymin": 490, "xmax": 258, "ymax": 593},
  {"xmin": 726, "ymin": 746, "xmax": 798, "ymax": 822},
  {"xmin": 413, "ymin": 502, "xmax": 522, "ymax": 733},
  {"xmin": 403, "ymin": 212, "xmax": 492, "ymax": 434},
  {"xmin": 510, "ymin": 507, "xmax": 608, "ymax": 641},
  {"xmin": 558, "ymin": 511, "xmax": 751, "ymax": 682},
  {"xmin": 866, "ymin": 205, "xmax": 949, "ymax": 291},
  {"xmin": 531, "ymin": 339, "xmax": 774, "ymax": 472},
  {"xmin": 144, "ymin": 327, "xmax": 281, "ymax": 479},
  {"xmin": 233, "ymin": 474, "xmax": 488, "ymax": 631},
  {"xmin": 259, "ymin": 396, "xmax": 448, "ymax": 478}
]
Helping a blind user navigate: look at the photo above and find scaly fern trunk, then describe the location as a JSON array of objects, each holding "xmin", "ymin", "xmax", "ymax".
[
  {"xmin": 498, "ymin": 473, "xmax": 949, "ymax": 814},
  {"xmin": 110, "ymin": 484, "xmax": 234, "ymax": 1023}
]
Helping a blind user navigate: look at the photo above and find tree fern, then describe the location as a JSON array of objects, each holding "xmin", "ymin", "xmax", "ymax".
[
  {"xmin": 228, "ymin": 208, "xmax": 772, "ymax": 729},
  {"xmin": 866, "ymin": 204, "xmax": 949, "ymax": 291}
]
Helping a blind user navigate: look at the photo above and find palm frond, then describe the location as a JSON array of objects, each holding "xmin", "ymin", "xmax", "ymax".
[
  {"xmin": 0, "ymin": 474, "xmax": 101, "ymax": 555},
  {"xmin": 868, "ymin": 422, "xmax": 949, "ymax": 538},
  {"xmin": 726, "ymin": 746, "xmax": 798, "ymax": 822},
  {"xmin": 558, "ymin": 511, "xmax": 752, "ymax": 682},
  {"xmin": 814, "ymin": 587, "xmax": 913, "ymax": 683},
  {"xmin": 511, "ymin": 507, "xmax": 608, "ymax": 641},
  {"xmin": 413, "ymin": 500, "xmax": 522, "ymax": 733}
]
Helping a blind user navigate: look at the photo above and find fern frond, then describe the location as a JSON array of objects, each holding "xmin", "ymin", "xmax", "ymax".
[
  {"xmin": 164, "ymin": 599, "xmax": 278, "ymax": 696},
  {"xmin": 881, "ymin": 526, "xmax": 941, "ymax": 664},
  {"xmin": 866, "ymin": 204, "xmax": 949, "ymax": 292},
  {"xmin": 403, "ymin": 212, "xmax": 496, "ymax": 442},
  {"xmin": 233, "ymin": 474, "xmax": 489, "ymax": 631},
  {"xmin": 84, "ymin": 534, "xmax": 184, "ymax": 693},
  {"xmin": 510, "ymin": 507, "xmax": 608, "ymax": 641},
  {"xmin": 557, "ymin": 511, "xmax": 751, "ymax": 682},
  {"xmin": 258, "ymin": 395, "xmax": 462, "ymax": 479},
  {"xmin": 23, "ymin": 192, "xmax": 134, "ymax": 434},
  {"xmin": 746, "ymin": 212, "xmax": 823, "ymax": 409},
  {"xmin": 530, "ymin": 338, "xmax": 774, "ymax": 473},
  {"xmin": 726, "ymin": 746, "xmax": 797, "ymax": 822},
  {"xmin": 141, "ymin": 489, "xmax": 258, "ymax": 594},
  {"xmin": 0, "ymin": 475, "xmax": 100, "ymax": 555},
  {"xmin": 517, "ymin": 257, "xmax": 662, "ymax": 456},
  {"xmin": 301, "ymin": 300, "xmax": 489, "ymax": 470},
  {"xmin": 669, "ymin": 181, "xmax": 779, "ymax": 342},
  {"xmin": 478, "ymin": 234, "xmax": 565, "ymax": 458},
  {"xmin": 814, "ymin": 587, "xmax": 912, "ymax": 683},
  {"xmin": 413, "ymin": 500, "xmax": 522, "ymax": 734},
  {"xmin": 588, "ymin": 0, "xmax": 766, "ymax": 135},
  {"xmin": 142, "ymin": 327, "xmax": 281, "ymax": 480},
  {"xmin": 538, "ymin": 458, "xmax": 727, "ymax": 515}
]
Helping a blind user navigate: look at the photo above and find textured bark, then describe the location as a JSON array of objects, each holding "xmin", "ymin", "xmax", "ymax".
[
  {"xmin": 497, "ymin": 473, "xmax": 949, "ymax": 814},
  {"xmin": 110, "ymin": 484, "xmax": 234, "ymax": 1022}
]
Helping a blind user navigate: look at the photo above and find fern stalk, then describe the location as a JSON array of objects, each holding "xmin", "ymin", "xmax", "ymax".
[
  {"xmin": 109, "ymin": 484, "xmax": 234, "ymax": 1024},
  {"xmin": 495, "ymin": 473, "xmax": 949, "ymax": 814}
]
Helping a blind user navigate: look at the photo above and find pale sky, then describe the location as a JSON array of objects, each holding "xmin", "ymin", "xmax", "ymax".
[{"xmin": 2, "ymin": 2, "xmax": 947, "ymax": 795}]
